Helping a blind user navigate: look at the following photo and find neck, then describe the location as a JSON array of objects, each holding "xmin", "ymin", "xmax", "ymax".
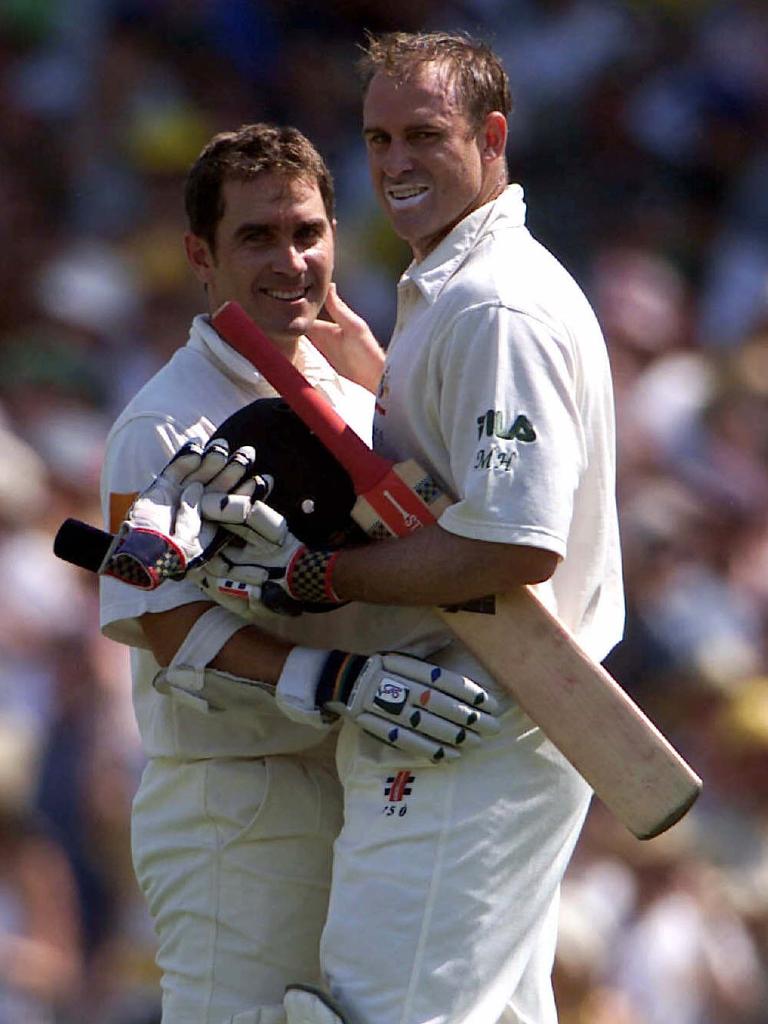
[{"xmin": 413, "ymin": 176, "xmax": 508, "ymax": 262}]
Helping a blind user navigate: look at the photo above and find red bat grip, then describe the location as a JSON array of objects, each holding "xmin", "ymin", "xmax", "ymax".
[{"xmin": 212, "ymin": 302, "xmax": 392, "ymax": 495}]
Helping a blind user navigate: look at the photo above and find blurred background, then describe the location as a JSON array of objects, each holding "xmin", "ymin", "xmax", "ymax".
[{"xmin": 1, "ymin": 0, "xmax": 768, "ymax": 1021}]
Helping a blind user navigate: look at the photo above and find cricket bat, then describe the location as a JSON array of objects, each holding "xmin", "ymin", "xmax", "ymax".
[{"xmin": 212, "ymin": 300, "xmax": 702, "ymax": 840}]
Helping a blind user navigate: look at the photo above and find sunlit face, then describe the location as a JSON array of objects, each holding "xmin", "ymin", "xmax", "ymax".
[
  {"xmin": 363, "ymin": 64, "xmax": 506, "ymax": 261},
  {"xmin": 185, "ymin": 172, "xmax": 334, "ymax": 353}
]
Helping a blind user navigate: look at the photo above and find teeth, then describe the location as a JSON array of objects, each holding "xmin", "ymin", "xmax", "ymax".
[
  {"xmin": 264, "ymin": 288, "xmax": 307, "ymax": 301},
  {"xmin": 385, "ymin": 185, "xmax": 429, "ymax": 211},
  {"xmin": 387, "ymin": 185, "xmax": 428, "ymax": 200}
]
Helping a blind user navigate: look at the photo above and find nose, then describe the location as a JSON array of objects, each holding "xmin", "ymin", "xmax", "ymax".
[
  {"xmin": 379, "ymin": 139, "xmax": 414, "ymax": 179},
  {"xmin": 272, "ymin": 244, "xmax": 307, "ymax": 276}
]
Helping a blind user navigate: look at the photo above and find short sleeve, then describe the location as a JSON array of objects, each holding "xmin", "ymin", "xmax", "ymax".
[{"xmin": 436, "ymin": 304, "xmax": 586, "ymax": 555}]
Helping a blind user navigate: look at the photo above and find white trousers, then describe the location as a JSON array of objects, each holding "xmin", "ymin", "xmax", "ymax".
[
  {"xmin": 131, "ymin": 740, "xmax": 342, "ymax": 1024},
  {"xmin": 321, "ymin": 708, "xmax": 592, "ymax": 1024}
]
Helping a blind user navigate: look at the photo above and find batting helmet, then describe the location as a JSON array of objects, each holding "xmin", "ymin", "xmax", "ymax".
[{"xmin": 213, "ymin": 397, "xmax": 367, "ymax": 549}]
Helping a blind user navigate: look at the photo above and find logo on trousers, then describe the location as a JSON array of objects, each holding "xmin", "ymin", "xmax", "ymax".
[{"xmin": 384, "ymin": 771, "xmax": 414, "ymax": 802}]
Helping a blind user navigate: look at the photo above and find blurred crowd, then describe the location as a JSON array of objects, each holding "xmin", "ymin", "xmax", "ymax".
[{"xmin": 1, "ymin": 1, "xmax": 768, "ymax": 1021}]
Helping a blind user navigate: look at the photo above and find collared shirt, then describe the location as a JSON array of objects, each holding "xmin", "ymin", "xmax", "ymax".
[
  {"xmin": 374, "ymin": 185, "xmax": 624, "ymax": 662},
  {"xmin": 99, "ymin": 315, "xmax": 437, "ymax": 759}
]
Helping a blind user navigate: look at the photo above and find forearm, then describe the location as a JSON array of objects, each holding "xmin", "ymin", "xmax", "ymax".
[
  {"xmin": 139, "ymin": 601, "xmax": 293, "ymax": 685},
  {"xmin": 330, "ymin": 525, "xmax": 559, "ymax": 607}
]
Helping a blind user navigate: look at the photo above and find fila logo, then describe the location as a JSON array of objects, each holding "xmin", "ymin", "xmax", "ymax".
[
  {"xmin": 476, "ymin": 409, "xmax": 536, "ymax": 443},
  {"xmin": 384, "ymin": 771, "xmax": 414, "ymax": 802}
]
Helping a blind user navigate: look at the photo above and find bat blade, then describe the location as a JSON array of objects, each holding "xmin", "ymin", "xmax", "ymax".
[
  {"xmin": 213, "ymin": 304, "xmax": 704, "ymax": 836},
  {"xmin": 440, "ymin": 594, "xmax": 701, "ymax": 839}
]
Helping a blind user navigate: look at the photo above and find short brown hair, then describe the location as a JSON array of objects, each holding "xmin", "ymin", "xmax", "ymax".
[
  {"xmin": 184, "ymin": 123, "xmax": 335, "ymax": 251},
  {"xmin": 357, "ymin": 31, "xmax": 512, "ymax": 129}
]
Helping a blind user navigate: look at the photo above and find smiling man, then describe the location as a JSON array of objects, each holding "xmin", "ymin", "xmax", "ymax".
[
  {"xmin": 220, "ymin": 32, "xmax": 624, "ymax": 1024},
  {"xmin": 362, "ymin": 56, "xmax": 508, "ymax": 261},
  {"xmin": 97, "ymin": 125, "xmax": 381, "ymax": 1024},
  {"xmin": 98, "ymin": 121, "xmax": 505, "ymax": 1024},
  {"xmin": 184, "ymin": 169, "xmax": 334, "ymax": 353}
]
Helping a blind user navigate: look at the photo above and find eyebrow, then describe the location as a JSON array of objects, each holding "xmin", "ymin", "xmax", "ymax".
[
  {"xmin": 233, "ymin": 217, "xmax": 327, "ymax": 240},
  {"xmin": 363, "ymin": 119, "xmax": 446, "ymax": 137}
]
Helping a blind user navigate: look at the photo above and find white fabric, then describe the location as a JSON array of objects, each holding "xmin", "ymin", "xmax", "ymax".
[
  {"xmin": 155, "ymin": 605, "xmax": 250, "ymax": 712},
  {"xmin": 317, "ymin": 186, "xmax": 624, "ymax": 1024},
  {"xmin": 276, "ymin": 646, "xmax": 331, "ymax": 728},
  {"xmin": 168, "ymin": 604, "xmax": 247, "ymax": 682},
  {"xmin": 322, "ymin": 715, "xmax": 591, "ymax": 1024},
  {"xmin": 99, "ymin": 316, "xmax": 366, "ymax": 1024},
  {"xmin": 131, "ymin": 741, "xmax": 341, "ymax": 1024},
  {"xmin": 99, "ymin": 313, "xmax": 401, "ymax": 760},
  {"xmin": 373, "ymin": 184, "xmax": 624, "ymax": 662},
  {"xmin": 284, "ymin": 987, "xmax": 347, "ymax": 1024}
]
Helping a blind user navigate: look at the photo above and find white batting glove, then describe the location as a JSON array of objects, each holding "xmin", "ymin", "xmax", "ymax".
[
  {"xmin": 100, "ymin": 438, "xmax": 260, "ymax": 589},
  {"xmin": 277, "ymin": 647, "xmax": 501, "ymax": 762},
  {"xmin": 194, "ymin": 498, "xmax": 345, "ymax": 616}
]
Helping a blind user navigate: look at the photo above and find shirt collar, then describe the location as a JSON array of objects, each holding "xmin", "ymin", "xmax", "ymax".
[
  {"xmin": 187, "ymin": 313, "xmax": 338, "ymax": 389},
  {"xmin": 401, "ymin": 183, "xmax": 527, "ymax": 304}
]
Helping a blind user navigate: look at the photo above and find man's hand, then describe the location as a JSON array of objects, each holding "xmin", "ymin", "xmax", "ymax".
[
  {"xmin": 306, "ymin": 284, "xmax": 385, "ymax": 394},
  {"xmin": 100, "ymin": 438, "xmax": 259, "ymax": 589},
  {"xmin": 278, "ymin": 647, "xmax": 501, "ymax": 762},
  {"xmin": 193, "ymin": 502, "xmax": 345, "ymax": 617}
]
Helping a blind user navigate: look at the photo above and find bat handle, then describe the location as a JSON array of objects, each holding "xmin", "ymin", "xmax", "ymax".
[{"xmin": 212, "ymin": 302, "xmax": 392, "ymax": 494}]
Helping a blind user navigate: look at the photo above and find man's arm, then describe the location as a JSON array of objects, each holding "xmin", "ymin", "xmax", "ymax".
[
  {"xmin": 138, "ymin": 596, "xmax": 500, "ymax": 763},
  {"xmin": 139, "ymin": 600, "xmax": 290, "ymax": 684},
  {"xmin": 329, "ymin": 526, "xmax": 558, "ymax": 608}
]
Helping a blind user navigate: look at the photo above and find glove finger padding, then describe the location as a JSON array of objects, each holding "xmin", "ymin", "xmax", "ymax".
[
  {"xmin": 211, "ymin": 496, "xmax": 289, "ymax": 546},
  {"xmin": 354, "ymin": 712, "xmax": 462, "ymax": 762},
  {"xmin": 198, "ymin": 476, "xmax": 271, "ymax": 528},
  {"xmin": 380, "ymin": 653, "xmax": 501, "ymax": 723},
  {"xmin": 156, "ymin": 439, "xmax": 205, "ymax": 487},
  {"xmin": 202, "ymin": 443, "xmax": 255, "ymax": 491},
  {"xmin": 180, "ymin": 439, "xmax": 230, "ymax": 484},
  {"xmin": 101, "ymin": 439, "xmax": 262, "ymax": 589},
  {"xmin": 317, "ymin": 651, "xmax": 501, "ymax": 763}
]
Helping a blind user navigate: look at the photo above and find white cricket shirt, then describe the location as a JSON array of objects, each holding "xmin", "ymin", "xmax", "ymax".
[
  {"xmin": 99, "ymin": 316, "xmax": 445, "ymax": 758},
  {"xmin": 373, "ymin": 184, "xmax": 624, "ymax": 662}
]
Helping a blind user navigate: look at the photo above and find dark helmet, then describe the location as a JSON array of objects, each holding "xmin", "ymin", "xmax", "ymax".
[{"xmin": 214, "ymin": 397, "xmax": 367, "ymax": 549}]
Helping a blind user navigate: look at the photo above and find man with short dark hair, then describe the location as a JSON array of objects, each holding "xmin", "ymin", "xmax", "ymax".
[{"xmin": 100, "ymin": 123, "xmax": 363, "ymax": 1024}]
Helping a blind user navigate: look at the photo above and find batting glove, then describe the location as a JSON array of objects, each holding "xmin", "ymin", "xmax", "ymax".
[
  {"xmin": 194, "ymin": 507, "xmax": 344, "ymax": 617},
  {"xmin": 277, "ymin": 647, "xmax": 501, "ymax": 762},
  {"xmin": 100, "ymin": 438, "xmax": 261, "ymax": 589}
]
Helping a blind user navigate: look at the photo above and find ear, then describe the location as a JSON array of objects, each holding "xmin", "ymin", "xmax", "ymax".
[
  {"xmin": 480, "ymin": 111, "xmax": 507, "ymax": 162},
  {"xmin": 184, "ymin": 232, "xmax": 216, "ymax": 285}
]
